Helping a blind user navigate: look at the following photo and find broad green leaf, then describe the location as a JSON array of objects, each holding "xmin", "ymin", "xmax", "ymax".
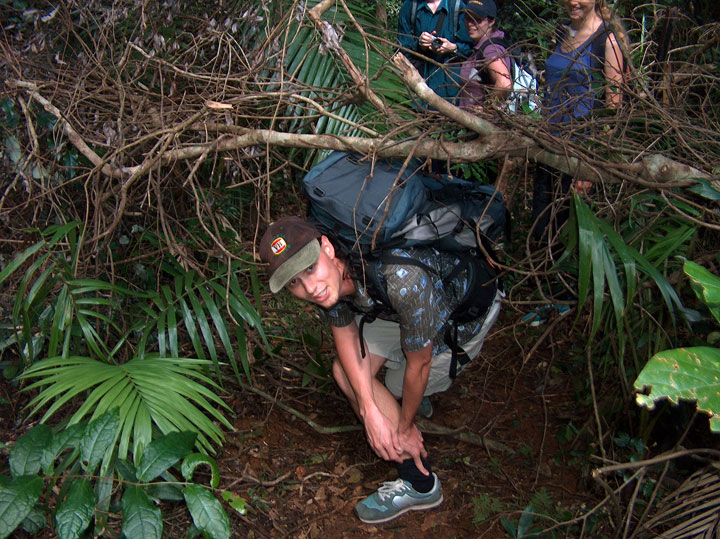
[
  {"xmin": 136, "ymin": 431, "xmax": 197, "ymax": 483},
  {"xmin": 9, "ymin": 424, "xmax": 52, "ymax": 477},
  {"xmin": 81, "ymin": 410, "xmax": 120, "ymax": 475},
  {"xmin": 685, "ymin": 260, "xmax": 720, "ymax": 324},
  {"xmin": 54, "ymin": 478, "xmax": 95, "ymax": 539},
  {"xmin": 146, "ymin": 482, "xmax": 184, "ymax": 502},
  {"xmin": 42, "ymin": 422, "xmax": 86, "ymax": 474},
  {"xmin": 20, "ymin": 504, "xmax": 46, "ymax": 534},
  {"xmin": 183, "ymin": 484, "xmax": 231, "ymax": 539},
  {"xmin": 116, "ymin": 459, "xmax": 138, "ymax": 482},
  {"xmin": 221, "ymin": 490, "xmax": 248, "ymax": 516},
  {"xmin": 688, "ymin": 177, "xmax": 720, "ymax": 201},
  {"xmin": 0, "ymin": 475, "xmax": 44, "ymax": 539},
  {"xmin": 635, "ymin": 347, "xmax": 720, "ymax": 432},
  {"xmin": 93, "ymin": 477, "xmax": 113, "ymax": 536},
  {"xmin": 518, "ymin": 504, "xmax": 534, "ymax": 537},
  {"xmin": 122, "ymin": 485, "xmax": 162, "ymax": 539},
  {"xmin": 181, "ymin": 453, "xmax": 220, "ymax": 489}
]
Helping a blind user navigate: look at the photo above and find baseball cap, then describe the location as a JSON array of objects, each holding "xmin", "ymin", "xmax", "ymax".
[
  {"xmin": 259, "ymin": 217, "xmax": 321, "ymax": 293},
  {"xmin": 463, "ymin": 0, "xmax": 497, "ymax": 19}
]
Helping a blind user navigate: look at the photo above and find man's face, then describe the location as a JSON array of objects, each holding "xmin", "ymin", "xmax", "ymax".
[{"xmin": 285, "ymin": 238, "xmax": 344, "ymax": 309}]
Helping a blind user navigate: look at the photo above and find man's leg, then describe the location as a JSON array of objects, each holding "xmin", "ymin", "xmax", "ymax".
[{"xmin": 333, "ymin": 319, "xmax": 442, "ymax": 524}]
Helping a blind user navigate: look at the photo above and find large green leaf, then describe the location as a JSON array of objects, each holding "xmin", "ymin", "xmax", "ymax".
[
  {"xmin": 80, "ymin": 410, "xmax": 120, "ymax": 475},
  {"xmin": 41, "ymin": 422, "xmax": 86, "ymax": 474},
  {"xmin": 635, "ymin": 347, "xmax": 720, "ymax": 432},
  {"xmin": 181, "ymin": 453, "xmax": 221, "ymax": 489},
  {"xmin": 685, "ymin": 260, "xmax": 720, "ymax": 324},
  {"xmin": 0, "ymin": 475, "xmax": 44, "ymax": 539},
  {"xmin": 183, "ymin": 484, "xmax": 231, "ymax": 539},
  {"xmin": 54, "ymin": 478, "xmax": 95, "ymax": 539},
  {"xmin": 121, "ymin": 485, "xmax": 162, "ymax": 539},
  {"xmin": 9, "ymin": 424, "xmax": 52, "ymax": 477},
  {"xmin": 136, "ymin": 431, "xmax": 196, "ymax": 482}
]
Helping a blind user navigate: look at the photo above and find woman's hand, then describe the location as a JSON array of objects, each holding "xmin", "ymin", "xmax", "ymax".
[{"xmin": 573, "ymin": 180, "xmax": 593, "ymax": 194}]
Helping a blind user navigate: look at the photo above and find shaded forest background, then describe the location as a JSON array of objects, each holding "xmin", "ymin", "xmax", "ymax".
[{"xmin": 0, "ymin": 0, "xmax": 719, "ymax": 537}]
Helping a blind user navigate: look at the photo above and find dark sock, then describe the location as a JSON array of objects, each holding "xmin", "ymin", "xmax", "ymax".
[{"xmin": 397, "ymin": 457, "xmax": 434, "ymax": 493}]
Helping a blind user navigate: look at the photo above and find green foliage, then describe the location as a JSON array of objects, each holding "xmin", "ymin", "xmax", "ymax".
[
  {"xmin": 635, "ymin": 261, "xmax": 720, "ymax": 432},
  {"xmin": 0, "ymin": 221, "xmax": 268, "ymax": 472},
  {"xmin": 472, "ymin": 492, "xmax": 504, "ymax": 525},
  {"xmin": 501, "ymin": 504, "xmax": 536, "ymax": 538},
  {"xmin": 560, "ymin": 191, "xmax": 699, "ymax": 398},
  {"xmin": 0, "ymin": 411, "xmax": 240, "ymax": 538},
  {"xmin": 0, "ymin": 98, "xmax": 80, "ymax": 187},
  {"xmin": 267, "ymin": 0, "xmax": 411, "ymax": 163}
]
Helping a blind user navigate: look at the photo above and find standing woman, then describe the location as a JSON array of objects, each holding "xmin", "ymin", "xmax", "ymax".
[
  {"xmin": 531, "ymin": 0, "xmax": 626, "ymax": 242},
  {"xmin": 525, "ymin": 0, "xmax": 627, "ymax": 324},
  {"xmin": 458, "ymin": 0, "xmax": 513, "ymax": 110}
]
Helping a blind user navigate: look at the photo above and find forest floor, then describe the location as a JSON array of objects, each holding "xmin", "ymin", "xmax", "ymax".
[
  {"xmin": 193, "ymin": 305, "xmax": 606, "ymax": 538},
  {"xmin": 1, "ymin": 303, "xmax": 609, "ymax": 538}
]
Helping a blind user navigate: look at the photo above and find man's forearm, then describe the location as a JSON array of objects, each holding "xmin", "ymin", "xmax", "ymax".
[{"xmin": 399, "ymin": 345, "xmax": 433, "ymax": 431}]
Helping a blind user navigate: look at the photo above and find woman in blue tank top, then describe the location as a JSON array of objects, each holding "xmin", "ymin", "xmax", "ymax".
[
  {"xmin": 531, "ymin": 0, "xmax": 625, "ymax": 238},
  {"xmin": 523, "ymin": 0, "xmax": 626, "ymax": 325}
]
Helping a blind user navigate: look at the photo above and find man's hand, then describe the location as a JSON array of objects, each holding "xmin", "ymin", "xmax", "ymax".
[
  {"xmin": 363, "ymin": 406, "xmax": 403, "ymax": 463},
  {"xmin": 398, "ymin": 423, "xmax": 428, "ymax": 475},
  {"xmin": 418, "ymin": 32, "xmax": 457, "ymax": 55}
]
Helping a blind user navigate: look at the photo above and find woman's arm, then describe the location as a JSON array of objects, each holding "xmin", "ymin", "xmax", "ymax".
[
  {"xmin": 487, "ymin": 56, "xmax": 513, "ymax": 99},
  {"xmin": 604, "ymin": 32, "xmax": 625, "ymax": 108}
]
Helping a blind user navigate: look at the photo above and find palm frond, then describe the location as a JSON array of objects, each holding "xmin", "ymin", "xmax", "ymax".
[
  {"xmin": 638, "ymin": 466, "xmax": 720, "ymax": 538},
  {"xmin": 21, "ymin": 355, "xmax": 233, "ymax": 458}
]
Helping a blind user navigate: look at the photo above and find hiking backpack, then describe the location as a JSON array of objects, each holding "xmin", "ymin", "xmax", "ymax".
[
  {"xmin": 477, "ymin": 37, "xmax": 540, "ymax": 113},
  {"xmin": 302, "ymin": 151, "xmax": 508, "ymax": 376}
]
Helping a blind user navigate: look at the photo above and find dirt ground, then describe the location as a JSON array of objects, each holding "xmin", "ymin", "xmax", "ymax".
[
  {"xmin": 0, "ymin": 307, "xmax": 606, "ymax": 538},
  {"xmin": 204, "ymin": 308, "xmax": 602, "ymax": 538}
]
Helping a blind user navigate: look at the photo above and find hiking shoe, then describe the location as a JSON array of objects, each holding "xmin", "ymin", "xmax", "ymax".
[
  {"xmin": 354, "ymin": 473, "xmax": 443, "ymax": 524},
  {"xmin": 417, "ymin": 396, "xmax": 433, "ymax": 419},
  {"xmin": 521, "ymin": 304, "xmax": 571, "ymax": 326}
]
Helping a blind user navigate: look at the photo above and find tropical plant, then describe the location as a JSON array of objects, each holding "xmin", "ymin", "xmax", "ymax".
[
  {"xmin": 635, "ymin": 260, "xmax": 720, "ymax": 432},
  {"xmin": 0, "ymin": 409, "xmax": 244, "ymax": 539},
  {"xmin": 554, "ymin": 191, "xmax": 697, "ymax": 397},
  {"xmin": 0, "ymin": 221, "xmax": 267, "ymax": 468}
]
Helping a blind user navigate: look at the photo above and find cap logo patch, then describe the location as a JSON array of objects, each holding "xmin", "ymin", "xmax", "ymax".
[{"xmin": 271, "ymin": 237, "xmax": 287, "ymax": 255}]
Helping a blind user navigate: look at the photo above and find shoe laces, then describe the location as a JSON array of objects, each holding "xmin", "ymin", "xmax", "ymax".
[{"xmin": 376, "ymin": 479, "xmax": 411, "ymax": 500}]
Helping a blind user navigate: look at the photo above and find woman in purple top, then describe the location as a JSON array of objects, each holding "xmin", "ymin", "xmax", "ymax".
[{"xmin": 458, "ymin": 0, "xmax": 512, "ymax": 110}]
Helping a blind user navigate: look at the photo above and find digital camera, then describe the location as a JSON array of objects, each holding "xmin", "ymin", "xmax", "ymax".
[{"xmin": 431, "ymin": 37, "xmax": 442, "ymax": 50}]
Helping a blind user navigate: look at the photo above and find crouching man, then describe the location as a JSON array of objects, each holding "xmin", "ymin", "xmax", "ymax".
[{"xmin": 259, "ymin": 216, "xmax": 501, "ymax": 524}]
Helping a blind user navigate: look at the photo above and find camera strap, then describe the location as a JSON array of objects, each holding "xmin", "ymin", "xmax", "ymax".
[{"xmin": 433, "ymin": 10, "xmax": 447, "ymax": 35}]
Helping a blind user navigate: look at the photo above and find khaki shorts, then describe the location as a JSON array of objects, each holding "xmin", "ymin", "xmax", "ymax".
[{"xmin": 360, "ymin": 289, "xmax": 503, "ymax": 398}]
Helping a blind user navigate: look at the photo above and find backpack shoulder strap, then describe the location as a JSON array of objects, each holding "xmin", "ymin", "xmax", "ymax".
[
  {"xmin": 452, "ymin": 0, "xmax": 461, "ymax": 34},
  {"xmin": 588, "ymin": 23, "xmax": 609, "ymax": 72},
  {"xmin": 478, "ymin": 37, "xmax": 510, "ymax": 58},
  {"xmin": 411, "ymin": 0, "xmax": 418, "ymax": 35}
]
